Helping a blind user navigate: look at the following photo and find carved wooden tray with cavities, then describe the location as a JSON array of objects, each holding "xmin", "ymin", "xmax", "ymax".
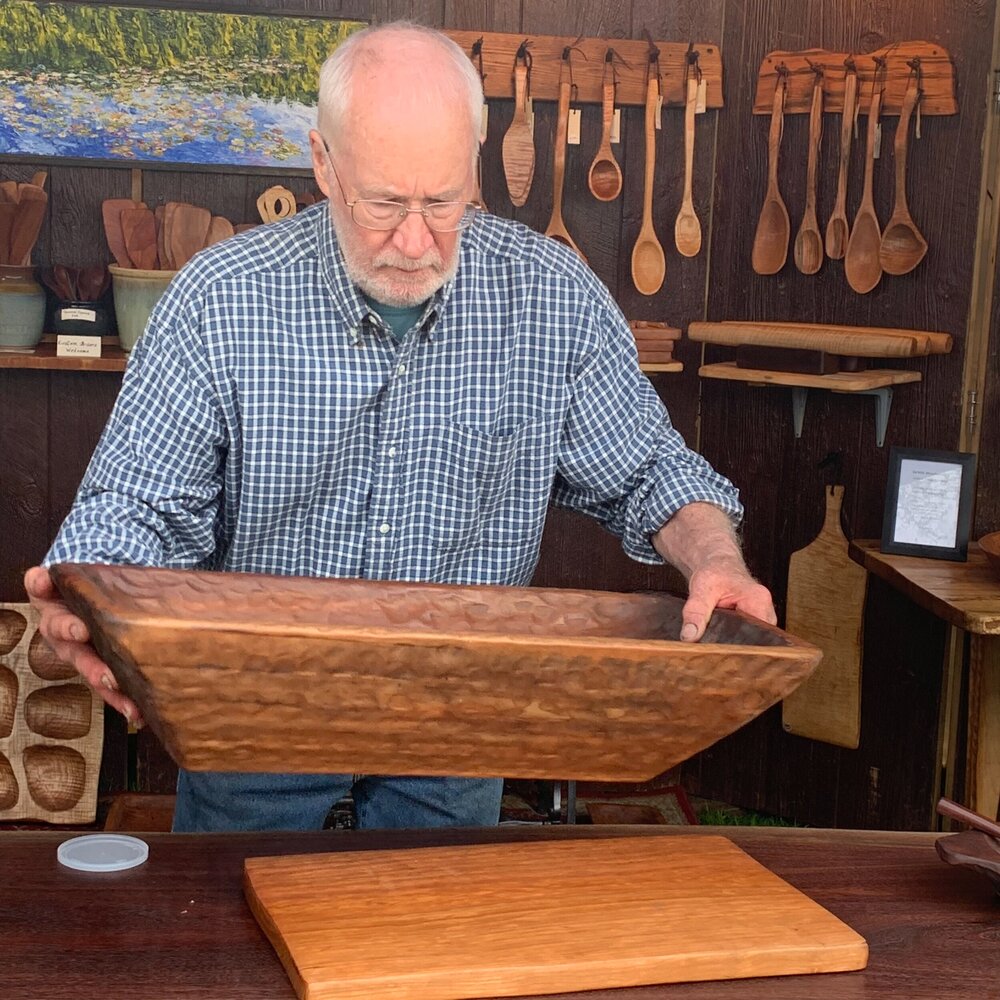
[
  {"xmin": 0, "ymin": 604, "xmax": 104, "ymax": 824},
  {"xmin": 51, "ymin": 563, "xmax": 821, "ymax": 781}
]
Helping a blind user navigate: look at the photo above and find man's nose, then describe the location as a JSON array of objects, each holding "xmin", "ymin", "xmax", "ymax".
[{"xmin": 392, "ymin": 209, "xmax": 436, "ymax": 258}]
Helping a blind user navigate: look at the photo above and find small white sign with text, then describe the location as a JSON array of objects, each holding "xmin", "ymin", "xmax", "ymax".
[{"xmin": 56, "ymin": 335, "xmax": 102, "ymax": 358}]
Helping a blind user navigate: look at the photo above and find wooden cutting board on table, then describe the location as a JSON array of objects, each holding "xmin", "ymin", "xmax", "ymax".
[
  {"xmin": 782, "ymin": 485, "xmax": 867, "ymax": 748},
  {"xmin": 244, "ymin": 836, "xmax": 867, "ymax": 1000}
]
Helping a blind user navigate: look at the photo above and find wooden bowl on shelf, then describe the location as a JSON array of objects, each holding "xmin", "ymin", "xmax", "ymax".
[
  {"xmin": 50, "ymin": 562, "xmax": 821, "ymax": 782},
  {"xmin": 979, "ymin": 531, "xmax": 1000, "ymax": 581}
]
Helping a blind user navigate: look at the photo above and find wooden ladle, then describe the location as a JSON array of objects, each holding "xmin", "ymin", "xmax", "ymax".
[
  {"xmin": 544, "ymin": 74, "xmax": 586, "ymax": 262},
  {"xmin": 844, "ymin": 83, "xmax": 884, "ymax": 294},
  {"xmin": 879, "ymin": 75, "xmax": 927, "ymax": 275},
  {"xmin": 587, "ymin": 55, "xmax": 622, "ymax": 202},
  {"xmin": 825, "ymin": 67, "xmax": 857, "ymax": 260},
  {"xmin": 631, "ymin": 73, "xmax": 666, "ymax": 296},
  {"xmin": 501, "ymin": 55, "xmax": 535, "ymax": 208},
  {"xmin": 674, "ymin": 74, "xmax": 702, "ymax": 258},
  {"xmin": 751, "ymin": 75, "xmax": 790, "ymax": 275},
  {"xmin": 793, "ymin": 72, "xmax": 825, "ymax": 275}
]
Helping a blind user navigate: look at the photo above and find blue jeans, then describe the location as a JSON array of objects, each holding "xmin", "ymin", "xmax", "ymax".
[{"xmin": 172, "ymin": 769, "xmax": 503, "ymax": 832}]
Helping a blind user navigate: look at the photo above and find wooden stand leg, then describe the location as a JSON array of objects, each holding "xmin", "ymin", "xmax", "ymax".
[{"xmin": 967, "ymin": 635, "xmax": 1000, "ymax": 815}]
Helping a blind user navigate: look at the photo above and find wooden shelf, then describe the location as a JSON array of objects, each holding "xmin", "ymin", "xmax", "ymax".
[
  {"xmin": 699, "ymin": 362, "xmax": 921, "ymax": 446},
  {"xmin": 0, "ymin": 341, "xmax": 127, "ymax": 372},
  {"xmin": 640, "ymin": 362, "xmax": 683, "ymax": 373}
]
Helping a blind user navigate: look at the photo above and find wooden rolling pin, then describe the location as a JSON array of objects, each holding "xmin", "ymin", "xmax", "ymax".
[{"xmin": 688, "ymin": 321, "xmax": 952, "ymax": 358}]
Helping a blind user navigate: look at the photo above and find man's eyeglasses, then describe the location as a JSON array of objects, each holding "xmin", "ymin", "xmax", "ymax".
[{"xmin": 323, "ymin": 143, "xmax": 480, "ymax": 234}]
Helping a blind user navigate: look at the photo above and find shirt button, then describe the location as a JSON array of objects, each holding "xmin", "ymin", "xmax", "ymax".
[
  {"xmin": 396, "ymin": 363, "xmax": 406, "ymax": 375},
  {"xmin": 379, "ymin": 523, "xmax": 391, "ymax": 535},
  {"xmin": 388, "ymin": 447, "xmax": 397, "ymax": 457}
]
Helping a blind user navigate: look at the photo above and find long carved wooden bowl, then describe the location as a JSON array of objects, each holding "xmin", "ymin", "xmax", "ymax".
[{"xmin": 51, "ymin": 563, "xmax": 821, "ymax": 781}]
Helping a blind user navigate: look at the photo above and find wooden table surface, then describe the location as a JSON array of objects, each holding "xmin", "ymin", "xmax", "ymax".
[
  {"xmin": 850, "ymin": 539, "xmax": 1000, "ymax": 635},
  {"xmin": 1, "ymin": 824, "xmax": 997, "ymax": 1000}
]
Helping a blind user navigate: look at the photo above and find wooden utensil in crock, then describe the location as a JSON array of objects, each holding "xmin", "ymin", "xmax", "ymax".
[
  {"xmin": 751, "ymin": 75, "xmax": 790, "ymax": 275},
  {"xmin": 631, "ymin": 73, "xmax": 666, "ymax": 295},
  {"xmin": 674, "ymin": 74, "xmax": 702, "ymax": 258},
  {"xmin": 825, "ymin": 67, "xmax": 857, "ymax": 260},
  {"xmin": 879, "ymin": 74, "xmax": 927, "ymax": 275},
  {"xmin": 844, "ymin": 82, "xmax": 884, "ymax": 294},
  {"xmin": 793, "ymin": 72, "xmax": 825, "ymax": 275}
]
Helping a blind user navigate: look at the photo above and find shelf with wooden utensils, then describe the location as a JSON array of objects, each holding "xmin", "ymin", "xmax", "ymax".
[
  {"xmin": 753, "ymin": 41, "xmax": 956, "ymax": 117},
  {"xmin": 630, "ymin": 320, "xmax": 683, "ymax": 373},
  {"xmin": 0, "ymin": 336, "xmax": 127, "ymax": 372},
  {"xmin": 691, "ymin": 318, "xmax": 949, "ymax": 445}
]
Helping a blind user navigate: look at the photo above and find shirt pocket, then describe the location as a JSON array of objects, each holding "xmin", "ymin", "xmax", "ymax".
[{"xmin": 417, "ymin": 419, "xmax": 543, "ymax": 554}]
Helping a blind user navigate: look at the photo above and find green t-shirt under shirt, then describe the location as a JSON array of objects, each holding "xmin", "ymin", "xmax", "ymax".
[{"xmin": 362, "ymin": 293, "xmax": 426, "ymax": 342}]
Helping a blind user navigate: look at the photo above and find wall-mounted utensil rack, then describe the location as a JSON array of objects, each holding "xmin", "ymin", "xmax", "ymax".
[
  {"xmin": 752, "ymin": 41, "xmax": 956, "ymax": 116},
  {"xmin": 447, "ymin": 30, "xmax": 723, "ymax": 108}
]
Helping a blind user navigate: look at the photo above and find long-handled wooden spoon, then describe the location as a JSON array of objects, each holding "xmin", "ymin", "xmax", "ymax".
[
  {"xmin": 544, "ymin": 72, "xmax": 586, "ymax": 262},
  {"xmin": 879, "ymin": 74, "xmax": 927, "ymax": 275},
  {"xmin": 845, "ymin": 82, "xmax": 884, "ymax": 294},
  {"xmin": 751, "ymin": 75, "xmax": 790, "ymax": 275},
  {"xmin": 674, "ymin": 74, "xmax": 702, "ymax": 258},
  {"xmin": 825, "ymin": 67, "xmax": 857, "ymax": 260},
  {"xmin": 631, "ymin": 73, "xmax": 666, "ymax": 296},
  {"xmin": 501, "ymin": 53, "xmax": 535, "ymax": 208},
  {"xmin": 587, "ymin": 53, "xmax": 622, "ymax": 202},
  {"xmin": 793, "ymin": 72, "xmax": 825, "ymax": 274}
]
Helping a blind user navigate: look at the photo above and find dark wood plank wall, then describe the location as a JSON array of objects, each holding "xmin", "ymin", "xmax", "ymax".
[{"xmin": 1, "ymin": 0, "xmax": 996, "ymax": 827}]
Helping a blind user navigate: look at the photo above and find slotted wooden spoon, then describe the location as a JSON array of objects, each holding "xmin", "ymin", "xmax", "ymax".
[
  {"xmin": 845, "ymin": 83, "xmax": 884, "ymax": 294},
  {"xmin": 544, "ymin": 75, "xmax": 586, "ymax": 262},
  {"xmin": 751, "ymin": 75, "xmax": 790, "ymax": 275},
  {"xmin": 631, "ymin": 74, "xmax": 666, "ymax": 296},
  {"xmin": 587, "ymin": 55, "xmax": 622, "ymax": 202},
  {"xmin": 674, "ymin": 74, "xmax": 702, "ymax": 258},
  {"xmin": 825, "ymin": 67, "xmax": 857, "ymax": 260},
  {"xmin": 501, "ymin": 56, "xmax": 535, "ymax": 208},
  {"xmin": 879, "ymin": 74, "xmax": 927, "ymax": 275},
  {"xmin": 793, "ymin": 73, "xmax": 825, "ymax": 275}
]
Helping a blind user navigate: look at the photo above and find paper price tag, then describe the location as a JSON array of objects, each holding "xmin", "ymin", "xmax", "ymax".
[
  {"xmin": 568, "ymin": 108, "xmax": 581, "ymax": 145},
  {"xmin": 655, "ymin": 94, "xmax": 663, "ymax": 129},
  {"xmin": 610, "ymin": 108, "xmax": 621, "ymax": 144},
  {"xmin": 480, "ymin": 104, "xmax": 489, "ymax": 143},
  {"xmin": 56, "ymin": 335, "xmax": 102, "ymax": 358},
  {"xmin": 696, "ymin": 79, "xmax": 708, "ymax": 114},
  {"xmin": 60, "ymin": 307, "xmax": 97, "ymax": 323},
  {"xmin": 873, "ymin": 123, "xmax": 882, "ymax": 160}
]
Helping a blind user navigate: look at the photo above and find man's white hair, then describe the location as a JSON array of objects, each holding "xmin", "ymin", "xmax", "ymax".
[{"xmin": 318, "ymin": 21, "xmax": 483, "ymax": 158}]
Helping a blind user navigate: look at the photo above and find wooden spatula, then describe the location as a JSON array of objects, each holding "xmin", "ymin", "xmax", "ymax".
[
  {"xmin": 154, "ymin": 205, "xmax": 167, "ymax": 269},
  {"xmin": 501, "ymin": 56, "xmax": 535, "ymax": 207},
  {"xmin": 0, "ymin": 202, "xmax": 16, "ymax": 264},
  {"xmin": 9, "ymin": 185, "xmax": 48, "ymax": 266},
  {"xmin": 204, "ymin": 215, "xmax": 235, "ymax": 247},
  {"xmin": 170, "ymin": 203, "xmax": 212, "ymax": 268},
  {"xmin": 102, "ymin": 198, "xmax": 140, "ymax": 268},
  {"xmin": 120, "ymin": 206, "xmax": 158, "ymax": 270},
  {"xmin": 0, "ymin": 180, "xmax": 18, "ymax": 204}
]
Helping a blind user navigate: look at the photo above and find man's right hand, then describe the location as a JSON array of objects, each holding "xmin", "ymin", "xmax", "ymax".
[{"xmin": 24, "ymin": 566, "xmax": 144, "ymax": 727}]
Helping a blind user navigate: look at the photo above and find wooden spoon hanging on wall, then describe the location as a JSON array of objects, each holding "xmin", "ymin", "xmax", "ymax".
[
  {"xmin": 587, "ymin": 54, "xmax": 622, "ymax": 202},
  {"xmin": 793, "ymin": 72, "xmax": 825, "ymax": 275},
  {"xmin": 544, "ymin": 72, "xmax": 586, "ymax": 262},
  {"xmin": 631, "ymin": 72, "xmax": 666, "ymax": 296},
  {"xmin": 844, "ymin": 81, "xmax": 884, "ymax": 294},
  {"xmin": 751, "ymin": 75, "xmax": 790, "ymax": 275},
  {"xmin": 501, "ymin": 55, "xmax": 535, "ymax": 207},
  {"xmin": 825, "ymin": 67, "xmax": 857, "ymax": 260},
  {"xmin": 879, "ymin": 74, "xmax": 927, "ymax": 275},
  {"xmin": 674, "ymin": 73, "xmax": 702, "ymax": 257}
]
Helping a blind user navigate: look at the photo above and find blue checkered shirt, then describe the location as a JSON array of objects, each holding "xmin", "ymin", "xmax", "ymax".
[{"xmin": 45, "ymin": 204, "xmax": 742, "ymax": 585}]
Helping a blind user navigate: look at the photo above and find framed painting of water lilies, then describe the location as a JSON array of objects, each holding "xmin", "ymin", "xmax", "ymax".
[{"xmin": 0, "ymin": 0, "xmax": 366, "ymax": 170}]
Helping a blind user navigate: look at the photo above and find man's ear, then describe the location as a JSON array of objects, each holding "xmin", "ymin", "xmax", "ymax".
[{"xmin": 308, "ymin": 129, "xmax": 333, "ymax": 200}]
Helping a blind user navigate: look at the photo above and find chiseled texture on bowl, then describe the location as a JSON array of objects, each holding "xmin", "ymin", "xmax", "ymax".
[{"xmin": 51, "ymin": 563, "xmax": 821, "ymax": 781}]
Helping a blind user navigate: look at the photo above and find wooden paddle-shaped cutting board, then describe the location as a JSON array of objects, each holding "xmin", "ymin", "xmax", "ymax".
[
  {"xmin": 244, "ymin": 836, "xmax": 867, "ymax": 1000},
  {"xmin": 782, "ymin": 485, "xmax": 867, "ymax": 748}
]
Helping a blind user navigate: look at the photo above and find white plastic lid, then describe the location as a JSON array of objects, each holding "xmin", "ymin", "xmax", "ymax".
[{"xmin": 57, "ymin": 834, "xmax": 149, "ymax": 872}]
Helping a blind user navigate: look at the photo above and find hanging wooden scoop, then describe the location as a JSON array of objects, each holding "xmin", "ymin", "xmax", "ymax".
[
  {"xmin": 674, "ymin": 73, "xmax": 702, "ymax": 258},
  {"xmin": 844, "ymin": 82, "xmax": 884, "ymax": 294},
  {"xmin": 631, "ymin": 72, "xmax": 666, "ymax": 296},
  {"xmin": 501, "ymin": 54, "xmax": 535, "ymax": 208},
  {"xmin": 751, "ymin": 75, "xmax": 790, "ymax": 275},
  {"xmin": 879, "ymin": 74, "xmax": 927, "ymax": 275},
  {"xmin": 825, "ymin": 67, "xmax": 857, "ymax": 260},
  {"xmin": 587, "ymin": 54, "xmax": 622, "ymax": 202},
  {"xmin": 544, "ymin": 72, "xmax": 586, "ymax": 263},
  {"xmin": 793, "ymin": 72, "xmax": 825, "ymax": 275}
]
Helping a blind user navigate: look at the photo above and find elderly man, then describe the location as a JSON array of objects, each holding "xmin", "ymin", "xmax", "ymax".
[{"xmin": 25, "ymin": 22, "xmax": 774, "ymax": 832}]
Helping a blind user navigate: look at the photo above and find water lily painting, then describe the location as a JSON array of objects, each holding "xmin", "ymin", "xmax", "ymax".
[{"xmin": 0, "ymin": 0, "xmax": 365, "ymax": 168}]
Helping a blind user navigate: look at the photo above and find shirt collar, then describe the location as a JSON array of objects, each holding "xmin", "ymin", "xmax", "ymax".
[{"xmin": 315, "ymin": 201, "xmax": 458, "ymax": 343}]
